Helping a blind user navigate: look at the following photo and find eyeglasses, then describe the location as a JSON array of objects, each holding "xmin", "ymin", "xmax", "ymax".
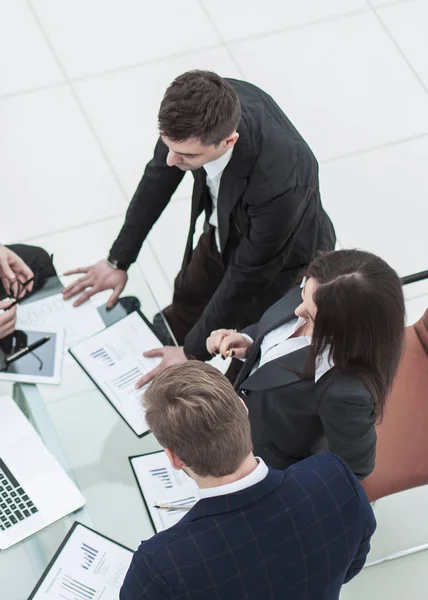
[
  {"xmin": 9, "ymin": 277, "xmax": 35, "ymax": 301},
  {"xmin": 8, "ymin": 254, "xmax": 54, "ymax": 305}
]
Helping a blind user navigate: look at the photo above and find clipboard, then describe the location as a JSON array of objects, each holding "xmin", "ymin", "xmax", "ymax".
[
  {"xmin": 27, "ymin": 521, "xmax": 134, "ymax": 599},
  {"xmin": 69, "ymin": 311, "xmax": 163, "ymax": 437},
  {"xmin": 129, "ymin": 450, "xmax": 199, "ymax": 534}
]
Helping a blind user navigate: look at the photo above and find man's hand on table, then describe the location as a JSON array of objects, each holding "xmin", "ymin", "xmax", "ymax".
[
  {"xmin": 136, "ymin": 346, "xmax": 188, "ymax": 389},
  {"xmin": 62, "ymin": 259, "xmax": 128, "ymax": 308}
]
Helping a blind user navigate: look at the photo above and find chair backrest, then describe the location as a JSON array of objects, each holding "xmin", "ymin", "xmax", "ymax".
[{"xmin": 362, "ymin": 309, "xmax": 428, "ymax": 502}]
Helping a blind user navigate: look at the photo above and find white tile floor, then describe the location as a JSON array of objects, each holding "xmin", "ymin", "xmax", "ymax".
[{"xmin": 1, "ymin": 0, "xmax": 428, "ymax": 596}]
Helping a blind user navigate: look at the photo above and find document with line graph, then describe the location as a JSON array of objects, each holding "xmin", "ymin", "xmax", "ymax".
[
  {"xmin": 129, "ymin": 450, "xmax": 200, "ymax": 534},
  {"xmin": 69, "ymin": 311, "xmax": 162, "ymax": 436},
  {"xmin": 28, "ymin": 522, "xmax": 133, "ymax": 600}
]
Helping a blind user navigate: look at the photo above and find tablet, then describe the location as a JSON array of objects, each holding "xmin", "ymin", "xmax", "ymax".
[
  {"xmin": 0, "ymin": 326, "xmax": 63, "ymax": 384},
  {"xmin": 27, "ymin": 522, "xmax": 134, "ymax": 600},
  {"xmin": 129, "ymin": 450, "xmax": 199, "ymax": 534}
]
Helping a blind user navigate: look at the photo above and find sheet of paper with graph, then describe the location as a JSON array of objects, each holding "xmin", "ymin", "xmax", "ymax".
[
  {"xmin": 28, "ymin": 522, "xmax": 133, "ymax": 600},
  {"xmin": 130, "ymin": 450, "xmax": 200, "ymax": 533},
  {"xmin": 70, "ymin": 311, "xmax": 162, "ymax": 436}
]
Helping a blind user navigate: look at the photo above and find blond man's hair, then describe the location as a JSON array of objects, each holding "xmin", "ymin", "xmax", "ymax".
[{"xmin": 144, "ymin": 362, "xmax": 253, "ymax": 477}]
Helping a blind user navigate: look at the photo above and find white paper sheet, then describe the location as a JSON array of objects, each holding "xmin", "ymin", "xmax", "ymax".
[
  {"xmin": 16, "ymin": 293, "xmax": 105, "ymax": 365},
  {"xmin": 130, "ymin": 451, "xmax": 200, "ymax": 533},
  {"xmin": 70, "ymin": 312, "xmax": 162, "ymax": 436},
  {"xmin": 29, "ymin": 523, "xmax": 133, "ymax": 600}
]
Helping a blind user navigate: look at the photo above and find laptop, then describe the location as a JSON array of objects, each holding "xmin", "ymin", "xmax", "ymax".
[{"xmin": 0, "ymin": 395, "xmax": 85, "ymax": 550}]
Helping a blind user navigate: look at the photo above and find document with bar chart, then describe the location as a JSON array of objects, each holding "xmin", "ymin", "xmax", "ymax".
[
  {"xmin": 69, "ymin": 312, "xmax": 163, "ymax": 436},
  {"xmin": 130, "ymin": 450, "xmax": 200, "ymax": 533},
  {"xmin": 28, "ymin": 522, "xmax": 133, "ymax": 600}
]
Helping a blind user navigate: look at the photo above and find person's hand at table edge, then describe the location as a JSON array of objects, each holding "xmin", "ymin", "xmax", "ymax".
[
  {"xmin": 62, "ymin": 259, "xmax": 128, "ymax": 308},
  {"xmin": 0, "ymin": 245, "xmax": 34, "ymax": 298},
  {"xmin": 0, "ymin": 299, "xmax": 17, "ymax": 339},
  {"xmin": 136, "ymin": 346, "xmax": 188, "ymax": 389}
]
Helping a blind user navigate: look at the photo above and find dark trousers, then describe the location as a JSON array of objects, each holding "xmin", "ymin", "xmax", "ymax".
[
  {"xmin": 163, "ymin": 230, "xmax": 224, "ymax": 345},
  {"xmin": 0, "ymin": 244, "xmax": 56, "ymax": 299},
  {"xmin": 164, "ymin": 229, "xmax": 304, "ymax": 343}
]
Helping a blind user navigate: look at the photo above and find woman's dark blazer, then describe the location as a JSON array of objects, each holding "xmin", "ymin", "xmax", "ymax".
[{"xmin": 235, "ymin": 287, "xmax": 377, "ymax": 479}]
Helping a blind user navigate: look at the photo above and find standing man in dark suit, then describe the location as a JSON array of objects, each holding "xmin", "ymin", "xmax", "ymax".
[
  {"xmin": 63, "ymin": 71, "xmax": 336, "ymax": 382},
  {"xmin": 120, "ymin": 362, "xmax": 375, "ymax": 600}
]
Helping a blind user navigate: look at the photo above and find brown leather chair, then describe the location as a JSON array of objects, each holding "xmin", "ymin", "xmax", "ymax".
[{"xmin": 362, "ymin": 308, "xmax": 428, "ymax": 502}]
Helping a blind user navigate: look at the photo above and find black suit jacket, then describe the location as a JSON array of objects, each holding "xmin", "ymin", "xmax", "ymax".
[
  {"xmin": 110, "ymin": 79, "xmax": 336, "ymax": 359},
  {"xmin": 236, "ymin": 287, "xmax": 377, "ymax": 480}
]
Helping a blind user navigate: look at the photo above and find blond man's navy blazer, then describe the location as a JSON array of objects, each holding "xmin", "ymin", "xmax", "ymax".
[{"xmin": 120, "ymin": 454, "xmax": 375, "ymax": 600}]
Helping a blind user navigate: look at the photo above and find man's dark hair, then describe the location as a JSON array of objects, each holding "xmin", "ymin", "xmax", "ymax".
[{"xmin": 158, "ymin": 70, "xmax": 241, "ymax": 146}]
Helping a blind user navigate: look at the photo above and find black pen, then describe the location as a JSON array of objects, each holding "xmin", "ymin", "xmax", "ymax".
[
  {"xmin": 154, "ymin": 503, "xmax": 196, "ymax": 511},
  {"xmin": 6, "ymin": 336, "xmax": 51, "ymax": 365}
]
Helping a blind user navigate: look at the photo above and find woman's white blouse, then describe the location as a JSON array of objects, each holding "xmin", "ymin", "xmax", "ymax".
[{"xmin": 245, "ymin": 317, "xmax": 334, "ymax": 382}]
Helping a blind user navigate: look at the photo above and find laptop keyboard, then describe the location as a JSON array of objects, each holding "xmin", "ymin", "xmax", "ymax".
[{"xmin": 0, "ymin": 458, "xmax": 38, "ymax": 531}]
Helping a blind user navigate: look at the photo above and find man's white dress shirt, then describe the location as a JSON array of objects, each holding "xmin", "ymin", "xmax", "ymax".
[
  {"xmin": 204, "ymin": 148, "xmax": 234, "ymax": 252},
  {"xmin": 199, "ymin": 457, "xmax": 269, "ymax": 499}
]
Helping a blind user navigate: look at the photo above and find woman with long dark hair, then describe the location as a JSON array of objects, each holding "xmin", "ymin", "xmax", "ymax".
[{"xmin": 207, "ymin": 249, "xmax": 405, "ymax": 479}]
